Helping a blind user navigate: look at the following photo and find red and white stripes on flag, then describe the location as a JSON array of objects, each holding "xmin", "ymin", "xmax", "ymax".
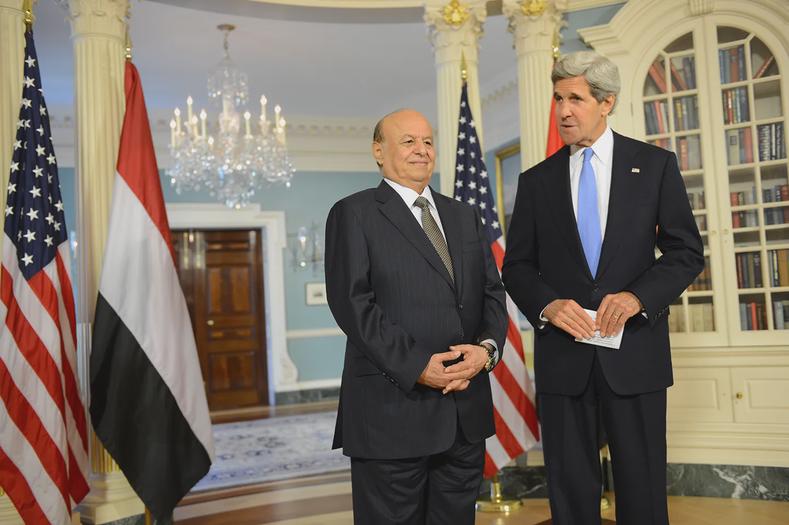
[
  {"xmin": 0, "ymin": 30, "xmax": 89, "ymax": 524},
  {"xmin": 484, "ymin": 239, "xmax": 540, "ymax": 477},
  {"xmin": 452, "ymin": 82, "xmax": 540, "ymax": 477}
]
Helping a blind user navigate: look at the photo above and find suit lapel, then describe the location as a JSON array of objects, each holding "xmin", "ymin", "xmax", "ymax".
[
  {"xmin": 375, "ymin": 181, "xmax": 455, "ymax": 289},
  {"xmin": 434, "ymin": 193, "xmax": 463, "ymax": 298},
  {"xmin": 543, "ymin": 147, "xmax": 593, "ymax": 280},
  {"xmin": 596, "ymin": 132, "xmax": 639, "ymax": 279}
]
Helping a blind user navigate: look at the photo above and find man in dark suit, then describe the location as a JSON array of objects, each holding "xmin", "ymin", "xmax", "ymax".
[
  {"xmin": 325, "ymin": 109, "xmax": 508, "ymax": 525},
  {"xmin": 502, "ymin": 51, "xmax": 704, "ymax": 524}
]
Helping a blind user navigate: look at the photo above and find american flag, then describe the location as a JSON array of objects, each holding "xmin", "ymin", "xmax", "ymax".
[
  {"xmin": 453, "ymin": 82, "xmax": 540, "ymax": 477},
  {"xmin": 0, "ymin": 30, "xmax": 89, "ymax": 524}
]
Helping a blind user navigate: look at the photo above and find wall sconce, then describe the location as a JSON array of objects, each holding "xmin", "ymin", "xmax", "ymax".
[{"xmin": 289, "ymin": 222, "xmax": 324, "ymax": 274}]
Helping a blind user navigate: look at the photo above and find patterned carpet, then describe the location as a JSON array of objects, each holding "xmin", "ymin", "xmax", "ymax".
[{"xmin": 192, "ymin": 411, "xmax": 350, "ymax": 492}]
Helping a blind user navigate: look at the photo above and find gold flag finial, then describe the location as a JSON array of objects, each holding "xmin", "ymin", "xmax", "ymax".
[
  {"xmin": 460, "ymin": 52, "xmax": 468, "ymax": 82},
  {"xmin": 23, "ymin": 0, "xmax": 34, "ymax": 30}
]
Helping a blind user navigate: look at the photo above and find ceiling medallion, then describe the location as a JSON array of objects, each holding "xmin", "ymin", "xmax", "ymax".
[
  {"xmin": 442, "ymin": 0, "xmax": 470, "ymax": 27},
  {"xmin": 520, "ymin": 0, "xmax": 547, "ymax": 17}
]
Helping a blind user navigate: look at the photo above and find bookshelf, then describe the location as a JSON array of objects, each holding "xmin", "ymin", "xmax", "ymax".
[
  {"xmin": 641, "ymin": 25, "xmax": 788, "ymax": 344},
  {"xmin": 642, "ymin": 33, "xmax": 718, "ymax": 340},
  {"xmin": 716, "ymin": 27, "xmax": 788, "ymax": 340}
]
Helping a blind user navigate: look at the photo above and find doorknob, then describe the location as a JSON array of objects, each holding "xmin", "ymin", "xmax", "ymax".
[
  {"xmin": 735, "ymin": 392, "xmax": 743, "ymax": 399},
  {"xmin": 207, "ymin": 319, "xmax": 215, "ymax": 326}
]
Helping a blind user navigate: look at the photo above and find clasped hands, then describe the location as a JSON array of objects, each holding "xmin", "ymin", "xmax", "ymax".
[
  {"xmin": 417, "ymin": 344, "xmax": 488, "ymax": 395},
  {"xmin": 544, "ymin": 291, "xmax": 643, "ymax": 340}
]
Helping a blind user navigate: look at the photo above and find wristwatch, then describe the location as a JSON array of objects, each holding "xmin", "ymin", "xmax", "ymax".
[{"xmin": 481, "ymin": 342, "xmax": 497, "ymax": 372}]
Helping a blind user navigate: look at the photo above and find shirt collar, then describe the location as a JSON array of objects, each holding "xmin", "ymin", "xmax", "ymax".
[
  {"xmin": 569, "ymin": 126, "xmax": 613, "ymax": 168},
  {"xmin": 384, "ymin": 177, "xmax": 436, "ymax": 209}
]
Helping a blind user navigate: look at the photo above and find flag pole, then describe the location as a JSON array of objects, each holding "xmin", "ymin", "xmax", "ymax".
[{"xmin": 476, "ymin": 472, "xmax": 523, "ymax": 513}]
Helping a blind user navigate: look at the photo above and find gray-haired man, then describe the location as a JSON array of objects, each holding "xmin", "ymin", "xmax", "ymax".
[{"xmin": 502, "ymin": 51, "xmax": 703, "ymax": 524}]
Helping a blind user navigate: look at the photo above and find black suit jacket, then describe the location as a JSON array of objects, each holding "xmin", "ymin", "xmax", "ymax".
[
  {"xmin": 325, "ymin": 180, "xmax": 508, "ymax": 459},
  {"xmin": 502, "ymin": 132, "xmax": 704, "ymax": 396}
]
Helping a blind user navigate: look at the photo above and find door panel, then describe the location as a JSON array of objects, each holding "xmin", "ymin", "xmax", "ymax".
[{"xmin": 173, "ymin": 228, "xmax": 269, "ymax": 411}]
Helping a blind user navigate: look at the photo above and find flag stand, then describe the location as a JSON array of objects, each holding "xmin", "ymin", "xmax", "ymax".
[
  {"xmin": 144, "ymin": 508, "xmax": 152, "ymax": 525},
  {"xmin": 475, "ymin": 474, "xmax": 522, "ymax": 513}
]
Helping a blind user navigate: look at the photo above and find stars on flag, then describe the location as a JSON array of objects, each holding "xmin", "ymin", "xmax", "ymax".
[{"xmin": 453, "ymin": 84, "xmax": 502, "ymax": 242}]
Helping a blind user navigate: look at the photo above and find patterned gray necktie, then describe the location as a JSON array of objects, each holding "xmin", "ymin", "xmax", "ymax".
[{"xmin": 414, "ymin": 196, "xmax": 454, "ymax": 282}]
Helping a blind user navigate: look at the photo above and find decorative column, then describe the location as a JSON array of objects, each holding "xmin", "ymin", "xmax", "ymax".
[
  {"xmin": 424, "ymin": 0, "xmax": 487, "ymax": 195},
  {"xmin": 502, "ymin": 0, "xmax": 566, "ymax": 171},
  {"xmin": 65, "ymin": 0, "xmax": 144, "ymax": 522},
  {"xmin": 0, "ymin": 2, "xmax": 24, "ymax": 522}
]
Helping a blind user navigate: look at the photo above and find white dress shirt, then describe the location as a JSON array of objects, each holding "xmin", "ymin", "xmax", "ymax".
[{"xmin": 384, "ymin": 178, "xmax": 447, "ymax": 241}]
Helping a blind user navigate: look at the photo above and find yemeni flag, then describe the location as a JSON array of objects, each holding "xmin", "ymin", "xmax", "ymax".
[{"xmin": 89, "ymin": 61, "xmax": 214, "ymax": 520}]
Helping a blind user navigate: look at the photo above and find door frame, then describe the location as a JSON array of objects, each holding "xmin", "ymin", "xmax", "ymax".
[{"xmin": 166, "ymin": 203, "xmax": 297, "ymax": 403}]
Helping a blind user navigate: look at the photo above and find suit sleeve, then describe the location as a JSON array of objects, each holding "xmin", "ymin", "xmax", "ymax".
[
  {"xmin": 626, "ymin": 152, "xmax": 704, "ymax": 325},
  {"xmin": 324, "ymin": 200, "xmax": 429, "ymax": 392},
  {"xmin": 472, "ymin": 206, "xmax": 508, "ymax": 363},
  {"xmin": 501, "ymin": 171, "xmax": 560, "ymax": 332}
]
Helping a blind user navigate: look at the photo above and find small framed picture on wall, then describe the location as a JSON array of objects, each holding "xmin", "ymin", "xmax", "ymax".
[
  {"xmin": 306, "ymin": 282, "xmax": 328, "ymax": 305},
  {"xmin": 493, "ymin": 143, "xmax": 532, "ymax": 331},
  {"xmin": 494, "ymin": 143, "xmax": 522, "ymax": 236}
]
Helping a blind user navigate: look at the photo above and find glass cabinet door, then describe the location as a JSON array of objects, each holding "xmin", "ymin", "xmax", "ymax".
[
  {"xmin": 716, "ymin": 26, "xmax": 789, "ymax": 337},
  {"xmin": 642, "ymin": 32, "xmax": 718, "ymax": 340}
]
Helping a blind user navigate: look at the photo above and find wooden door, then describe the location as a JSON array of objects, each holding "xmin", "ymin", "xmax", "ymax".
[{"xmin": 172, "ymin": 229, "xmax": 269, "ymax": 410}]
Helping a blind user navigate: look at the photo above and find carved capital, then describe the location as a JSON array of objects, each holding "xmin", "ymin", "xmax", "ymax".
[
  {"xmin": 62, "ymin": 0, "xmax": 128, "ymax": 41},
  {"xmin": 503, "ymin": 0, "xmax": 566, "ymax": 56},
  {"xmin": 424, "ymin": 0, "xmax": 486, "ymax": 62}
]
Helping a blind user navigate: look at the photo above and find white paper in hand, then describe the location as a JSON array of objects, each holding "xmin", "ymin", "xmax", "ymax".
[{"xmin": 575, "ymin": 309, "xmax": 623, "ymax": 350}]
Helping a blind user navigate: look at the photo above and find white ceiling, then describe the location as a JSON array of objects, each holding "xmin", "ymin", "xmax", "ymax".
[{"xmin": 34, "ymin": 0, "xmax": 519, "ymax": 126}]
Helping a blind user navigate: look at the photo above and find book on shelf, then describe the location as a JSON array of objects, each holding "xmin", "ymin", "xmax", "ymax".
[
  {"xmin": 686, "ymin": 302, "xmax": 715, "ymax": 332},
  {"xmin": 722, "ymin": 88, "xmax": 750, "ymax": 125},
  {"xmin": 735, "ymin": 252, "xmax": 763, "ymax": 288},
  {"xmin": 740, "ymin": 300, "xmax": 766, "ymax": 330},
  {"xmin": 688, "ymin": 262, "xmax": 711, "ymax": 291},
  {"xmin": 768, "ymin": 249, "xmax": 789, "ymax": 287},
  {"xmin": 682, "ymin": 56, "xmax": 697, "ymax": 90},
  {"xmin": 729, "ymin": 188, "xmax": 757, "ymax": 207},
  {"xmin": 754, "ymin": 55, "xmax": 775, "ymax": 79},
  {"xmin": 687, "ymin": 190, "xmax": 706, "ymax": 210},
  {"xmin": 648, "ymin": 62, "xmax": 667, "ymax": 93},
  {"xmin": 719, "ymin": 46, "xmax": 746, "ymax": 84},
  {"xmin": 773, "ymin": 299, "xmax": 789, "ymax": 330},
  {"xmin": 758, "ymin": 123, "xmax": 786, "ymax": 161},
  {"xmin": 670, "ymin": 61, "xmax": 688, "ymax": 91},
  {"xmin": 644, "ymin": 100, "xmax": 669, "ymax": 135},
  {"xmin": 727, "ymin": 128, "xmax": 754, "ymax": 165}
]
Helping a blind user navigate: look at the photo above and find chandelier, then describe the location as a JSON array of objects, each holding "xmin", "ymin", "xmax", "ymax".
[{"xmin": 168, "ymin": 24, "xmax": 295, "ymax": 208}]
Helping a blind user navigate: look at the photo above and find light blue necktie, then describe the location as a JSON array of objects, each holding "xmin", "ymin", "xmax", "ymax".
[{"xmin": 577, "ymin": 147, "xmax": 602, "ymax": 276}]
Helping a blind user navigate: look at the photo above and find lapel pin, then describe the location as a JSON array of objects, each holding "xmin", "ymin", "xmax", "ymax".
[{"xmin": 631, "ymin": 167, "xmax": 641, "ymax": 173}]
